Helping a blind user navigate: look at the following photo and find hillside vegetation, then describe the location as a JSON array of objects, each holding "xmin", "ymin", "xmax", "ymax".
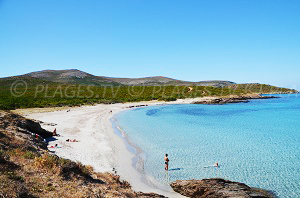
[
  {"xmin": 0, "ymin": 83, "xmax": 296, "ymax": 110},
  {"xmin": 0, "ymin": 69, "xmax": 297, "ymax": 110}
]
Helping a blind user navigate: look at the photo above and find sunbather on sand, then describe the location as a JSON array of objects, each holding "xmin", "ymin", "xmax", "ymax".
[
  {"xmin": 66, "ymin": 139, "xmax": 78, "ymax": 142},
  {"xmin": 48, "ymin": 144, "xmax": 59, "ymax": 148}
]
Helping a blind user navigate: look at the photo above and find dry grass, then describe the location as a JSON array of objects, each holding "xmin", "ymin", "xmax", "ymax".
[{"xmin": 0, "ymin": 129, "xmax": 132, "ymax": 197}]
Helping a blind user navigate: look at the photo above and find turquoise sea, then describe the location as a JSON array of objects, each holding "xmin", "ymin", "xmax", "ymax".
[{"xmin": 113, "ymin": 94, "xmax": 300, "ymax": 197}]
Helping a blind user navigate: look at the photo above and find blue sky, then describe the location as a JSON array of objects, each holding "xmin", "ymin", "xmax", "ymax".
[{"xmin": 0, "ymin": 0, "xmax": 299, "ymax": 89}]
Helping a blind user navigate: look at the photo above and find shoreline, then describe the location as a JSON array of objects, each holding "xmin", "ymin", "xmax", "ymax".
[
  {"xmin": 12, "ymin": 94, "xmax": 281, "ymax": 197},
  {"xmin": 111, "ymin": 109, "xmax": 175, "ymax": 193},
  {"xmin": 14, "ymin": 100, "xmax": 188, "ymax": 197}
]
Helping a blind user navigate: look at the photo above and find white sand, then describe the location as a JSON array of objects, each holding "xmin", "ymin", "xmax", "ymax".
[{"xmin": 16, "ymin": 98, "xmax": 214, "ymax": 197}]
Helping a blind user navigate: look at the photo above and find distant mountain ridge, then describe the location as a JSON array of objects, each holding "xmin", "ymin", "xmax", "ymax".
[
  {"xmin": 2, "ymin": 69, "xmax": 236, "ymax": 87},
  {"xmin": 23, "ymin": 69, "xmax": 120, "ymax": 86}
]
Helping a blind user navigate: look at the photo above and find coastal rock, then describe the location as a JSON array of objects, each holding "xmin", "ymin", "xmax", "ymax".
[
  {"xmin": 193, "ymin": 98, "xmax": 248, "ymax": 104},
  {"xmin": 170, "ymin": 178, "xmax": 275, "ymax": 198},
  {"xmin": 136, "ymin": 192, "xmax": 167, "ymax": 197},
  {"xmin": 193, "ymin": 95, "xmax": 278, "ymax": 104},
  {"xmin": 0, "ymin": 111, "xmax": 52, "ymax": 138}
]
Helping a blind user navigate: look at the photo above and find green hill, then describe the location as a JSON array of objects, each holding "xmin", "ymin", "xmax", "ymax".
[{"xmin": 0, "ymin": 69, "xmax": 297, "ymax": 110}]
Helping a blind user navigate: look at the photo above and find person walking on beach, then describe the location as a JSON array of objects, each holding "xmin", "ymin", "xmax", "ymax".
[{"xmin": 164, "ymin": 154, "xmax": 169, "ymax": 171}]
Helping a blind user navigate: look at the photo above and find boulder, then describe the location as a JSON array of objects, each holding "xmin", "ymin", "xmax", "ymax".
[{"xmin": 170, "ymin": 178, "xmax": 275, "ymax": 198}]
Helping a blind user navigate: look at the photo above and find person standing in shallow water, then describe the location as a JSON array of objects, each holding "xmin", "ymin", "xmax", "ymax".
[{"xmin": 164, "ymin": 154, "xmax": 169, "ymax": 171}]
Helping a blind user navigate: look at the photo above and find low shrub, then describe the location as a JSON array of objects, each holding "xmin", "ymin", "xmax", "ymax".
[
  {"xmin": 34, "ymin": 154, "xmax": 58, "ymax": 169},
  {"xmin": 59, "ymin": 160, "xmax": 90, "ymax": 180},
  {"xmin": 164, "ymin": 97, "xmax": 177, "ymax": 101},
  {"xmin": 22, "ymin": 151, "xmax": 36, "ymax": 159},
  {"xmin": 4, "ymin": 171, "xmax": 24, "ymax": 181},
  {"xmin": 0, "ymin": 176, "xmax": 31, "ymax": 197}
]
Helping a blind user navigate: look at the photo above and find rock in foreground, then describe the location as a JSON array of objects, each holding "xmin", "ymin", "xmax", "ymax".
[{"xmin": 170, "ymin": 178, "xmax": 275, "ymax": 198}]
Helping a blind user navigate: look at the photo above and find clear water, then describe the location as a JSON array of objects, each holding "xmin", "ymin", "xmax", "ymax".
[{"xmin": 114, "ymin": 94, "xmax": 300, "ymax": 197}]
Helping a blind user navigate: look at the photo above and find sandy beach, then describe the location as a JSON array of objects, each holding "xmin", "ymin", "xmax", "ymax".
[{"xmin": 13, "ymin": 98, "xmax": 215, "ymax": 197}]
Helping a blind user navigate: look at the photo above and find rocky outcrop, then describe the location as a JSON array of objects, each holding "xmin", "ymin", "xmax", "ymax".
[
  {"xmin": 0, "ymin": 111, "xmax": 53, "ymax": 138},
  {"xmin": 193, "ymin": 95, "xmax": 278, "ymax": 104},
  {"xmin": 170, "ymin": 178, "xmax": 275, "ymax": 198},
  {"xmin": 136, "ymin": 192, "xmax": 166, "ymax": 197}
]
